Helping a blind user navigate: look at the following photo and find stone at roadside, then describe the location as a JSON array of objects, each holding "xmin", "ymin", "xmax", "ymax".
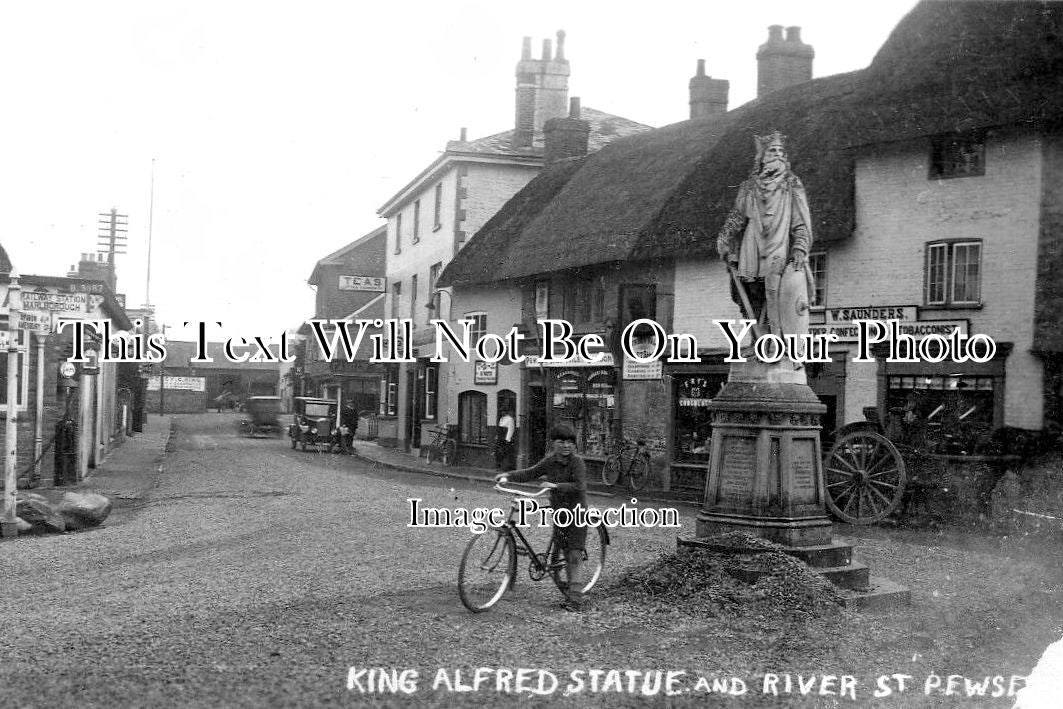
[
  {"xmin": 57, "ymin": 492, "xmax": 113, "ymax": 530},
  {"xmin": 15, "ymin": 517, "xmax": 32, "ymax": 533},
  {"xmin": 15, "ymin": 494, "xmax": 66, "ymax": 534}
]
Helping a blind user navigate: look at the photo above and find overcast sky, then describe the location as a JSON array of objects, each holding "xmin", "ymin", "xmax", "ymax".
[{"xmin": 0, "ymin": 0, "xmax": 920, "ymax": 341}]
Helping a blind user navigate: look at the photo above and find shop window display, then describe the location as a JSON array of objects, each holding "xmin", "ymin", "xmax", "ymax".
[{"xmin": 673, "ymin": 374, "xmax": 727, "ymax": 464}]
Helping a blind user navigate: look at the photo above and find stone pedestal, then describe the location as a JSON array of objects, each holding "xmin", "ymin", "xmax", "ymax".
[{"xmin": 696, "ymin": 360, "xmax": 831, "ymax": 547}]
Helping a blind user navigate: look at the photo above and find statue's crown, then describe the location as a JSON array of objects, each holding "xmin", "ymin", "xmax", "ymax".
[{"xmin": 755, "ymin": 130, "xmax": 787, "ymax": 153}]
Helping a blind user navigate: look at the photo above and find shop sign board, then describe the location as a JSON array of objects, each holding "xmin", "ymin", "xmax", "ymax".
[
  {"xmin": 622, "ymin": 355, "xmax": 662, "ymax": 380},
  {"xmin": 524, "ymin": 353, "xmax": 615, "ymax": 368},
  {"xmin": 810, "ymin": 302, "xmax": 968, "ymax": 342},
  {"xmin": 474, "ymin": 361, "xmax": 498, "ymax": 385},
  {"xmin": 147, "ymin": 376, "xmax": 206, "ymax": 392},
  {"xmin": 338, "ymin": 275, "xmax": 385, "ymax": 292}
]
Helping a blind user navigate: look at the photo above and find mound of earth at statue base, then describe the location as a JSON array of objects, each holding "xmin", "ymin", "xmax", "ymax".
[
  {"xmin": 56, "ymin": 492, "xmax": 113, "ymax": 530},
  {"xmin": 607, "ymin": 532, "xmax": 844, "ymax": 618}
]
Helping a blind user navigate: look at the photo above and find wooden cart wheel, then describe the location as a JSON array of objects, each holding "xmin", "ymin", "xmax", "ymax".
[{"xmin": 823, "ymin": 429, "xmax": 906, "ymax": 525}]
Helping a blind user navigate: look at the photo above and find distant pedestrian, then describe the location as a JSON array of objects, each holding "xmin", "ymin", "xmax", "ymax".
[
  {"xmin": 340, "ymin": 401, "xmax": 359, "ymax": 453},
  {"xmin": 495, "ymin": 408, "xmax": 516, "ymax": 471}
]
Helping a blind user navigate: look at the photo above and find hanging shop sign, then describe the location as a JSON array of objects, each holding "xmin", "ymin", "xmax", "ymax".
[{"xmin": 474, "ymin": 361, "xmax": 498, "ymax": 385}]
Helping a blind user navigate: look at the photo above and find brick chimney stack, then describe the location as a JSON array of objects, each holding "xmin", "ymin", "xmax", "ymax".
[
  {"xmin": 544, "ymin": 97, "xmax": 590, "ymax": 164},
  {"xmin": 689, "ymin": 59, "xmax": 729, "ymax": 119},
  {"xmin": 757, "ymin": 25, "xmax": 814, "ymax": 98},
  {"xmin": 513, "ymin": 30, "xmax": 571, "ymax": 149}
]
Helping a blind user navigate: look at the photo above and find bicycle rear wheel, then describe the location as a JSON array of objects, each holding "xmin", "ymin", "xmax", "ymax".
[
  {"xmin": 601, "ymin": 452, "xmax": 623, "ymax": 486},
  {"xmin": 441, "ymin": 439, "xmax": 457, "ymax": 465},
  {"xmin": 627, "ymin": 454, "xmax": 651, "ymax": 491},
  {"xmin": 549, "ymin": 524, "xmax": 608, "ymax": 596},
  {"xmin": 458, "ymin": 529, "xmax": 516, "ymax": 612}
]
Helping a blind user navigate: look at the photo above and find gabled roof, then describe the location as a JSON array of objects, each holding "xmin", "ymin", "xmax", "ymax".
[
  {"xmin": 163, "ymin": 340, "xmax": 282, "ymax": 370},
  {"xmin": 440, "ymin": 0, "xmax": 1063, "ymax": 285},
  {"xmin": 379, "ymin": 107, "xmax": 651, "ymax": 217},
  {"xmin": 446, "ymin": 107, "xmax": 652, "ymax": 156},
  {"xmin": 308, "ymin": 225, "xmax": 386, "ymax": 285}
]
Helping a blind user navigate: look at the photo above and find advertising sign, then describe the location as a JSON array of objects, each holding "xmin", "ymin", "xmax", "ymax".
[
  {"xmin": 338, "ymin": 275, "xmax": 386, "ymax": 292},
  {"xmin": 474, "ymin": 361, "xmax": 498, "ymax": 385}
]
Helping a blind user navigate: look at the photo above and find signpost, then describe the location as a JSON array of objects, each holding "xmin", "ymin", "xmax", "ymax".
[{"xmin": 1, "ymin": 275, "xmax": 21, "ymax": 538}]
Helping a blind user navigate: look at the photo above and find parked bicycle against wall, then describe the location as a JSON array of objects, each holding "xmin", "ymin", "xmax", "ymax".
[
  {"xmin": 425, "ymin": 424, "xmax": 457, "ymax": 465},
  {"xmin": 457, "ymin": 484, "xmax": 609, "ymax": 612},
  {"xmin": 601, "ymin": 438, "xmax": 652, "ymax": 491}
]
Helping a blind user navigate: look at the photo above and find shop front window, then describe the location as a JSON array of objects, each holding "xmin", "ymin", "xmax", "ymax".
[
  {"xmin": 551, "ymin": 368, "xmax": 616, "ymax": 457},
  {"xmin": 886, "ymin": 374, "xmax": 996, "ymax": 452},
  {"xmin": 674, "ymin": 374, "xmax": 726, "ymax": 464},
  {"xmin": 459, "ymin": 390, "xmax": 488, "ymax": 445}
]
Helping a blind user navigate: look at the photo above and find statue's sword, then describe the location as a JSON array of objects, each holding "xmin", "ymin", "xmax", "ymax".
[{"xmin": 725, "ymin": 262, "xmax": 766, "ymax": 339}]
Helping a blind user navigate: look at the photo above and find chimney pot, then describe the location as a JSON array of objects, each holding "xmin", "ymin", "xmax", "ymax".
[
  {"xmin": 542, "ymin": 38, "xmax": 552, "ymax": 61},
  {"xmin": 555, "ymin": 30, "xmax": 566, "ymax": 61},
  {"xmin": 689, "ymin": 62, "xmax": 729, "ymax": 119},
  {"xmin": 521, "ymin": 37, "xmax": 531, "ymax": 60},
  {"xmin": 757, "ymin": 23, "xmax": 814, "ymax": 97},
  {"xmin": 460, "ymin": 127, "xmax": 467, "ymax": 142},
  {"xmin": 569, "ymin": 97, "xmax": 580, "ymax": 118}
]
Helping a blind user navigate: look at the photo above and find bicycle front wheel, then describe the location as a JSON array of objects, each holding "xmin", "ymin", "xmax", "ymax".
[
  {"xmin": 627, "ymin": 455, "xmax": 651, "ymax": 491},
  {"xmin": 458, "ymin": 529, "xmax": 516, "ymax": 612},
  {"xmin": 549, "ymin": 525, "xmax": 608, "ymax": 596},
  {"xmin": 601, "ymin": 453, "xmax": 622, "ymax": 486}
]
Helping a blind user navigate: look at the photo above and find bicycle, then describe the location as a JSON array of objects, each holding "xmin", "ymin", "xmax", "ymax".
[
  {"xmin": 425, "ymin": 425, "xmax": 457, "ymax": 465},
  {"xmin": 457, "ymin": 483, "xmax": 609, "ymax": 613},
  {"xmin": 601, "ymin": 438, "xmax": 652, "ymax": 491}
]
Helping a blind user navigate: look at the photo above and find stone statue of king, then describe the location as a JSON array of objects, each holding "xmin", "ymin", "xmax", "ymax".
[{"xmin": 715, "ymin": 131, "xmax": 814, "ymax": 342}]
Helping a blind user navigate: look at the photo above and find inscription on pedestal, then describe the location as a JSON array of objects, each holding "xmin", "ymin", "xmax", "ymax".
[
  {"xmin": 791, "ymin": 438, "xmax": 817, "ymax": 503},
  {"xmin": 719, "ymin": 436, "xmax": 756, "ymax": 502}
]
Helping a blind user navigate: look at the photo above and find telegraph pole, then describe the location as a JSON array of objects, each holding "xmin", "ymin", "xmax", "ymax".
[{"xmin": 97, "ymin": 207, "xmax": 127, "ymax": 292}]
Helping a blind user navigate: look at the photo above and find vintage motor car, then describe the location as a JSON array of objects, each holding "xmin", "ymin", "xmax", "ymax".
[
  {"xmin": 289, "ymin": 397, "xmax": 347, "ymax": 452},
  {"xmin": 241, "ymin": 395, "xmax": 283, "ymax": 437}
]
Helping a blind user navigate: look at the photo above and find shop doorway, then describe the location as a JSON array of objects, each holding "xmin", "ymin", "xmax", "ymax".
[{"xmin": 528, "ymin": 385, "xmax": 547, "ymax": 462}]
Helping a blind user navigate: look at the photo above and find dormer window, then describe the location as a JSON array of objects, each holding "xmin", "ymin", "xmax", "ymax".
[{"xmin": 930, "ymin": 133, "xmax": 985, "ymax": 179}]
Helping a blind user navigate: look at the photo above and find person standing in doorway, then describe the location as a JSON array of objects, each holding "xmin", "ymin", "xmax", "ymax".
[{"xmin": 496, "ymin": 407, "xmax": 516, "ymax": 471}]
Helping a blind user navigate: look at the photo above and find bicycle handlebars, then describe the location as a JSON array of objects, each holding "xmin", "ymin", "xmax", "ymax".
[{"xmin": 493, "ymin": 483, "xmax": 553, "ymax": 497}]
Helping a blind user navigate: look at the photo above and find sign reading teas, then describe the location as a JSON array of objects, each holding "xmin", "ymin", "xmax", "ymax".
[
  {"xmin": 338, "ymin": 275, "xmax": 385, "ymax": 292},
  {"xmin": 810, "ymin": 305, "xmax": 968, "ymax": 342}
]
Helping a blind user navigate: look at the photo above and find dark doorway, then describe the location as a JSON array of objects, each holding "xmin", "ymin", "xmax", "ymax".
[{"xmin": 528, "ymin": 385, "xmax": 547, "ymax": 463}]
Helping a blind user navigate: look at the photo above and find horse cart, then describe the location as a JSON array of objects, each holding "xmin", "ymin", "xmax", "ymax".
[
  {"xmin": 241, "ymin": 396, "xmax": 284, "ymax": 438},
  {"xmin": 821, "ymin": 381, "xmax": 1013, "ymax": 525}
]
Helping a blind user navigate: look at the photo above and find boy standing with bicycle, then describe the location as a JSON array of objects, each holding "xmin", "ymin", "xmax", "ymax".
[{"xmin": 494, "ymin": 422, "xmax": 589, "ymax": 612}]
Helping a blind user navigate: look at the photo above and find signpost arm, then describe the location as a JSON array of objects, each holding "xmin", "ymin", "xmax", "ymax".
[{"xmin": 2, "ymin": 274, "xmax": 22, "ymax": 537}]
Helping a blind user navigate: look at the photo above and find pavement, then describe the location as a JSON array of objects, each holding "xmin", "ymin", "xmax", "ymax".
[
  {"xmin": 38, "ymin": 414, "xmax": 175, "ymax": 506},
  {"xmin": 348, "ymin": 437, "xmax": 700, "ymax": 506}
]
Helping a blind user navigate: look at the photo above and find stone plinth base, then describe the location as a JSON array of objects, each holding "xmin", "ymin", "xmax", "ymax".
[
  {"xmin": 0, "ymin": 520, "xmax": 19, "ymax": 538},
  {"xmin": 698, "ymin": 360, "xmax": 830, "ymax": 547},
  {"xmin": 695, "ymin": 512, "xmax": 833, "ymax": 547}
]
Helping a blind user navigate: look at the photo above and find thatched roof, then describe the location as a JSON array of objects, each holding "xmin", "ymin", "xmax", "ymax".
[
  {"xmin": 440, "ymin": 0, "xmax": 1063, "ymax": 286},
  {"xmin": 438, "ymin": 115, "xmax": 732, "ymax": 286}
]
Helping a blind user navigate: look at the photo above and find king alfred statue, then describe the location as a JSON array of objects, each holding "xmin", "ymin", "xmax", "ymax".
[{"xmin": 716, "ymin": 131, "xmax": 814, "ymax": 340}]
